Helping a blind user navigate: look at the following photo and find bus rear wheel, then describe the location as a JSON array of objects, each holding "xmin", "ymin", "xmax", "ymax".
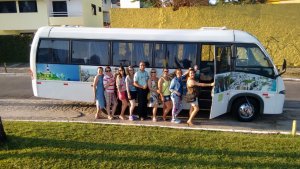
[{"xmin": 232, "ymin": 97, "xmax": 258, "ymax": 122}]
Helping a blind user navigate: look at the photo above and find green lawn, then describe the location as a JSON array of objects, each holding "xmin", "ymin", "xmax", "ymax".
[{"xmin": 1, "ymin": 121, "xmax": 300, "ymax": 168}]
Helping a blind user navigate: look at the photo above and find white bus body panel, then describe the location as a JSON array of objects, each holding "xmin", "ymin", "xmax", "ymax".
[{"xmin": 36, "ymin": 80, "xmax": 94, "ymax": 102}]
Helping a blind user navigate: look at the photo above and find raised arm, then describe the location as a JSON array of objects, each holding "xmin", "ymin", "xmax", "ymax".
[{"xmin": 195, "ymin": 81, "xmax": 214, "ymax": 87}]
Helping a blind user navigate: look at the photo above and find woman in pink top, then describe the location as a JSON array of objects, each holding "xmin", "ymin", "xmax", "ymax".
[
  {"xmin": 103, "ymin": 66, "xmax": 118, "ymax": 120},
  {"xmin": 116, "ymin": 66, "xmax": 128, "ymax": 120}
]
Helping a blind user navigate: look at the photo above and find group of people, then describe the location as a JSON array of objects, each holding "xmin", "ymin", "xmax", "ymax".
[{"xmin": 93, "ymin": 61, "xmax": 214, "ymax": 126}]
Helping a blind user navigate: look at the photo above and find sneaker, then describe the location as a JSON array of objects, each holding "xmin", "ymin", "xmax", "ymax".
[
  {"xmin": 152, "ymin": 117, "xmax": 157, "ymax": 122},
  {"xmin": 171, "ymin": 118, "xmax": 181, "ymax": 124},
  {"xmin": 129, "ymin": 116, "xmax": 134, "ymax": 121},
  {"xmin": 133, "ymin": 115, "xmax": 139, "ymax": 120}
]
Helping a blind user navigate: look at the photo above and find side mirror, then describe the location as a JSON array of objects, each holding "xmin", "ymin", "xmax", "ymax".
[{"xmin": 275, "ymin": 59, "xmax": 286, "ymax": 78}]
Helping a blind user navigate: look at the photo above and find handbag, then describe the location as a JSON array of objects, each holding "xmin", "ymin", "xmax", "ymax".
[
  {"xmin": 184, "ymin": 84, "xmax": 197, "ymax": 103},
  {"xmin": 184, "ymin": 92, "xmax": 196, "ymax": 103}
]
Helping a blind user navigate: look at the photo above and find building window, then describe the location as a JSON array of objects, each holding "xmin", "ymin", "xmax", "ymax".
[
  {"xmin": 91, "ymin": 4, "xmax": 96, "ymax": 15},
  {"xmin": 52, "ymin": 1, "xmax": 67, "ymax": 17},
  {"xmin": 19, "ymin": 1, "xmax": 37, "ymax": 13},
  {"xmin": 0, "ymin": 1, "xmax": 17, "ymax": 13}
]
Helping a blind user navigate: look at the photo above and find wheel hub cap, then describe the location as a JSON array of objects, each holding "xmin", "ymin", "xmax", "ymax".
[{"xmin": 239, "ymin": 103, "xmax": 254, "ymax": 118}]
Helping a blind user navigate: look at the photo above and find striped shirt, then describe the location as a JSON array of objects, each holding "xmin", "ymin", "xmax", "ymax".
[{"xmin": 103, "ymin": 74, "xmax": 115, "ymax": 93}]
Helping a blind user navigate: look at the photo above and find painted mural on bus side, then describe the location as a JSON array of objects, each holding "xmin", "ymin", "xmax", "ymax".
[
  {"xmin": 214, "ymin": 72, "xmax": 276, "ymax": 94},
  {"xmin": 36, "ymin": 64, "xmax": 80, "ymax": 81}
]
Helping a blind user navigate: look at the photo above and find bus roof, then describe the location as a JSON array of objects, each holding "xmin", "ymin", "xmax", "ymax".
[{"xmin": 36, "ymin": 26, "xmax": 260, "ymax": 44}]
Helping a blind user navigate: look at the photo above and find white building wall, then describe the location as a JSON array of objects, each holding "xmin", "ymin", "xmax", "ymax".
[
  {"xmin": 67, "ymin": 0, "xmax": 82, "ymax": 16},
  {"xmin": 120, "ymin": 0, "xmax": 140, "ymax": 8}
]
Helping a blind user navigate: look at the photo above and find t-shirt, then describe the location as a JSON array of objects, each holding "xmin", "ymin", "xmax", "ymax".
[
  {"xmin": 125, "ymin": 75, "xmax": 137, "ymax": 92},
  {"xmin": 134, "ymin": 70, "xmax": 149, "ymax": 87},
  {"xmin": 103, "ymin": 74, "xmax": 115, "ymax": 93}
]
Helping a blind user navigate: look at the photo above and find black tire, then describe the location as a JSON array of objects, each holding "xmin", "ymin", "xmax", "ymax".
[{"xmin": 232, "ymin": 97, "xmax": 259, "ymax": 122}]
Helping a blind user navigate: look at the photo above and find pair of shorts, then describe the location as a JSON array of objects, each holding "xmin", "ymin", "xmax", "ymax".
[
  {"xmin": 129, "ymin": 91, "xmax": 137, "ymax": 100},
  {"xmin": 105, "ymin": 92, "xmax": 117, "ymax": 106},
  {"xmin": 190, "ymin": 98, "xmax": 198, "ymax": 107},
  {"xmin": 163, "ymin": 95, "xmax": 171, "ymax": 102}
]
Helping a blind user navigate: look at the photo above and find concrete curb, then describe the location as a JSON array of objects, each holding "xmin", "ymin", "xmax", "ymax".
[
  {"xmin": 3, "ymin": 119, "xmax": 299, "ymax": 136},
  {"xmin": 0, "ymin": 73, "xmax": 30, "ymax": 76},
  {"xmin": 283, "ymin": 78, "xmax": 300, "ymax": 81}
]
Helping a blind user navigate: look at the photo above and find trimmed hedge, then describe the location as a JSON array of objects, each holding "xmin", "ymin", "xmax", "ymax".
[
  {"xmin": 0, "ymin": 34, "xmax": 33, "ymax": 63},
  {"xmin": 111, "ymin": 4, "xmax": 300, "ymax": 67}
]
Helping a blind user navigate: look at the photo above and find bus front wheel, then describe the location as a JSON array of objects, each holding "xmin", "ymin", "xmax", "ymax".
[{"xmin": 232, "ymin": 97, "xmax": 258, "ymax": 122}]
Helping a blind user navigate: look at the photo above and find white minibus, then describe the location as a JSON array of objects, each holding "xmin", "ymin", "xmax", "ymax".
[{"xmin": 30, "ymin": 26, "xmax": 286, "ymax": 121}]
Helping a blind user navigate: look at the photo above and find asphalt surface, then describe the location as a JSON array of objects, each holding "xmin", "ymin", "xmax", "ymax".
[{"xmin": 0, "ymin": 67, "xmax": 300, "ymax": 135}]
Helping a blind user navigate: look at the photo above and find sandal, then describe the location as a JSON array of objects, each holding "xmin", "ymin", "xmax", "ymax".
[
  {"xmin": 187, "ymin": 121, "xmax": 194, "ymax": 127},
  {"xmin": 119, "ymin": 115, "xmax": 126, "ymax": 120},
  {"xmin": 95, "ymin": 113, "xmax": 100, "ymax": 119}
]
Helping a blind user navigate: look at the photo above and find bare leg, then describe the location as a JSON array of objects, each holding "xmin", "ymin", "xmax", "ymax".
[
  {"xmin": 152, "ymin": 103, "xmax": 158, "ymax": 121},
  {"xmin": 163, "ymin": 101, "xmax": 172, "ymax": 121},
  {"xmin": 95, "ymin": 107, "xmax": 101, "ymax": 119},
  {"xmin": 111, "ymin": 100, "xmax": 118, "ymax": 117},
  {"xmin": 187, "ymin": 105, "xmax": 199, "ymax": 125},
  {"xmin": 119, "ymin": 100, "xmax": 128, "ymax": 120},
  {"xmin": 189, "ymin": 106, "xmax": 193, "ymax": 117},
  {"xmin": 129, "ymin": 100, "xmax": 135, "ymax": 116},
  {"xmin": 106, "ymin": 100, "xmax": 112, "ymax": 119}
]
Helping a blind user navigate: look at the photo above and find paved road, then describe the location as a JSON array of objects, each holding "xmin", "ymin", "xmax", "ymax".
[{"xmin": 0, "ymin": 74, "xmax": 299, "ymax": 134}]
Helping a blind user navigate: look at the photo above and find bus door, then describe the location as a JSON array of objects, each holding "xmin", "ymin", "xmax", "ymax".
[{"xmin": 209, "ymin": 45, "xmax": 232, "ymax": 119}]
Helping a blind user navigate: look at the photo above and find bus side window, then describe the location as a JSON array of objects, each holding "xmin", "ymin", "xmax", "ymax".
[
  {"xmin": 167, "ymin": 43, "xmax": 196, "ymax": 69},
  {"xmin": 112, "ymin": 42, "xmax": 132, "ymax": 66},
  {"xmin": 71, "ymin": 40, "xmax": 109, "ymax": 65},
  {"xmin": 200, "ymin": 44, "xmax": 214, "ymax": 82},
  {"xmin": 52, "ymin": 40, "xmax": 69, "ymax": 64},
  {"xmin": 154, "ymin": 43, "xmax": 167, "ymax": 68},
  {"xmin": 37, "ymin": 40, "xmax": 52, "ymax": 63},
  {"xmin": 132, "ymin": 42, "xmax": 153, "ymax": 67},
  {"xmin": 216, "ymin": 46, "xmax": 231, "ymax": 74},
  {"xmin": 235, "ymin": 44, "xmax": 274, "ymax": 77}
]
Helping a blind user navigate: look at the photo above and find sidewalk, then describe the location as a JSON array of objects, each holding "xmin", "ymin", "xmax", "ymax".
[{"xmin": 0, "ymin": 98, "xmax": 299, "ymax": 136}]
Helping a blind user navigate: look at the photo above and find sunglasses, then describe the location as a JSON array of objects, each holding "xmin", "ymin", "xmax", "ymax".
[
  {"xmin": 164, "ymin": 70, "xmax": 169, "ymax": 72},
  {"xmin": 105, "ymin": 70, "xmax": 111, "ymax": 72},
  {"xmin": 151, "ymin": 72, "xmax": 156, "ymax": 73}
]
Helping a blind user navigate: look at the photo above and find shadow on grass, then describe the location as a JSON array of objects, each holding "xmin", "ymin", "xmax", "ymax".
[{"xmin": 1, "ymin": 135, "xmax": 300, "ymax": 168}]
